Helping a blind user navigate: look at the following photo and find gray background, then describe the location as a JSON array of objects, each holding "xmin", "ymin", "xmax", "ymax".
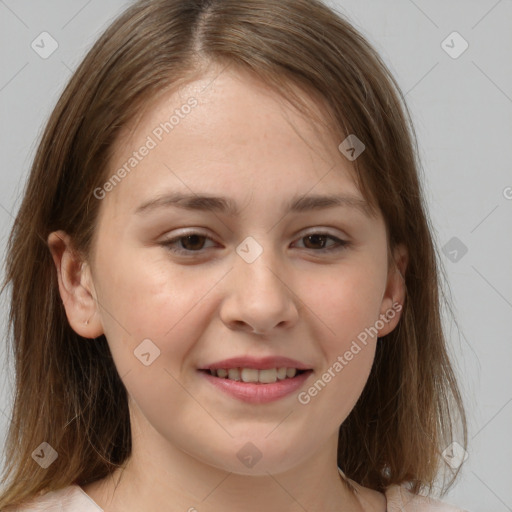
[{"xmin": 0, "ymin": 1, "xmax": 511, "ymax": 511}]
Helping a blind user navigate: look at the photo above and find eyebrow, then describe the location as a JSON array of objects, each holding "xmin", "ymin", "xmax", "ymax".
[{"xmin": 135, "ymin": 191, "xmax": 373, "ymax": 217}]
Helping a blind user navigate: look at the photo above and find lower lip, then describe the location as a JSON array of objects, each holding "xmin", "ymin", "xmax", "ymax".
[{"xmin": 198, "ymin": 370, "xmax": 313, "ymax": 404}]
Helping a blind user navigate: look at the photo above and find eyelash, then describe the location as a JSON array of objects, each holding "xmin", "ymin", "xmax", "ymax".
[{"xmin": 160, "ymin": 230, "xmax": 349, "ymax": 256}]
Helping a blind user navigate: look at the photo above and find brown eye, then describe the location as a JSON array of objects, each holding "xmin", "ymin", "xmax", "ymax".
[
  {"xmin": 161, "ymin": 232, "xmax": 215, "ymax": 255},
  {"xmin": 295, "ymin": 233, "xmax": 348, "ymax": 252},
  {"xmin": 160, "ymin": 231, "xmax": 348, "ymax": 257},
  {"xmin": 302, "ymin": 234, "xmax": 330, "ymax": 250},
  {"xmin": 177, "ymin": 234, "xmax": 207, "ymax": 251}
]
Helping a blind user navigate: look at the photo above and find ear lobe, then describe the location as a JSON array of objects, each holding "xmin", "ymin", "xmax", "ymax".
[
  {"xmin": 47, "ymin": 230, "xmax": 103, "ymax": 339},
  {"xmin": 377, "ymin": 243, "xmax": 408, "ymax": 337}
]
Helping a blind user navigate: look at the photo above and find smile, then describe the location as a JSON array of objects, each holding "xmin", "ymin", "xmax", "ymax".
[
  {"xmin": 205, "ymin": 367, "xmax": 306, "ymax": 383},
  {"xmin": 198, "ymin": 368, "xmax": 313, "ymax": 403}
]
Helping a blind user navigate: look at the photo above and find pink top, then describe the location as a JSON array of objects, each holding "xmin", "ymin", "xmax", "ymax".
[{"xmin": 5, "ymin": 483, "xmax": 469, "ymax": 511}]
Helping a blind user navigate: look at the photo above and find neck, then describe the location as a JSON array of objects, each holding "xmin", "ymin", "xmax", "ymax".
[
  {"xmin": 84, "ymin": 466, "xmax": 363, "ymax": 512},
  {"xmin": 81, "ymin": 400, "xmax": 369, "ymax": 512},
  {"xmin": 82, "ymin": 439, "xmax": 365, "ymax": 512}
]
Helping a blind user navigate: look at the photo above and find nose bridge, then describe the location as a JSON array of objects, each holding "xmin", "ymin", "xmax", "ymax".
[
  {"xmin": 222, "ymin": 235, "xmax": 299, "ymax": 333},
  {"xmin": 235, "ymin": 235, "xmax": 286, "ymax": 297}
]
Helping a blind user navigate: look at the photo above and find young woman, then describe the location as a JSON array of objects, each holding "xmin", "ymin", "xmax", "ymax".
[{"xmin": 0, "ymin": 0, "xmax": 469, "ymax": 510}]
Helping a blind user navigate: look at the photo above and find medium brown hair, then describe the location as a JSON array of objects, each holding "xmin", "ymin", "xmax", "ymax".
[{"xmin": 0, "ymin": 0, "xmax": 467, "ymax": 507}]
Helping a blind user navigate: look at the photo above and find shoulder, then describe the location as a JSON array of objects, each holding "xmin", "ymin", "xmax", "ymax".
[
  {"xmin": 384, "ymin": 483, "xmax": 470, "ymax": 512},
  {"xmin": 340, "ymin": 469, "xmax": 469, "ymax": 512},
  {"xmin": 3, "ymin": 484, "xmax": 103, "ymax": 512}
]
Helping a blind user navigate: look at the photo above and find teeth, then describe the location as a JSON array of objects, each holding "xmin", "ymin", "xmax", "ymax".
[
  {"xmin": 259, "ymin": 368, "xmax": 277, "ymax": 383},
  {"xmin": 228, "ymin": 368, "xmax": 241, "ymax": 381},
  {"xmin": 241, "ymin": 368, "xmax": 259, "ymax": 383},
  {"xmin": 286, "ymin": 368, "xmax": 297, "ymax": 378},
  {"xmin": 277, "ymin": 367, "xmax": 287, "ymax": 380},
  {"xmin": 209, "ymin": 367, "xmax": 304, "ymax": 383}
]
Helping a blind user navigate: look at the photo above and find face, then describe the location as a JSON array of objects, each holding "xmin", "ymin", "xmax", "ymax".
[{"xmin": 50, "ymin": 64, "xmax": 405, "ymax": 476}]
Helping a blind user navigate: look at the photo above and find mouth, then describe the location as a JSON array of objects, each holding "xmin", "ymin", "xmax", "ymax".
[
  {"xmin": 197, "ymin": 356, "xmax": 314, "ymax": 403},
  {"xmin": 199, "ymin": 367, "xmax": 311, "ymax": 384}
]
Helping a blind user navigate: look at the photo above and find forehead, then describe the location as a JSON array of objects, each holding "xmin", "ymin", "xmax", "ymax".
[{"xmin": 101, "ymin": 66, "xmax": 367, "ymax": 218}]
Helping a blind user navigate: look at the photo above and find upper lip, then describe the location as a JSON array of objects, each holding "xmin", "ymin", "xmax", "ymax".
[{"xmin": 198, "ymin": 356, "xmax": 312, "ymax": 371}]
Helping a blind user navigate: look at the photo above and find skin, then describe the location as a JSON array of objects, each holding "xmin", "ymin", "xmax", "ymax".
[{"xmin": 48, "ymin": 63, "xmax": 407, "ymax": 512}]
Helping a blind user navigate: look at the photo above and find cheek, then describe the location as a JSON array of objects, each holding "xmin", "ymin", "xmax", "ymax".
[
  {"xmin": 90, "ymin": 248, "xmax": 213, "ymax": 423},
  {"xmin": 307, "ymin": 258, "xmax": 387, "ymax": 349},
  {"xmin": 92, "ymin": 242, "xmax": 223, "ymax": 369},
  {"xmin": 298, "ymin": 257, "xmax": 386, "ymax": 413},
  {"xmin": 298, "ymin": 276, "xmax": 382, "ymax": 429}
]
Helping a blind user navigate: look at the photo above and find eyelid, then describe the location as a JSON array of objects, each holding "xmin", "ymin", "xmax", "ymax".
[
  {"xmin": 160, "ymin": 227, "xmax": 350, "ymax": 256},
  {"xmin": 293, "ymin": 231, "xmax": 349, "ymax": 252},
  {"xmin": 160, "ymin": 229, "xmax": 216, "ymax": 253}
]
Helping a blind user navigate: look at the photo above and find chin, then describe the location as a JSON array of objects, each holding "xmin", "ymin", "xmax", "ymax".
[{"xmin": 192, "ymin": 438, "xmax": 312, "ymax": 476}]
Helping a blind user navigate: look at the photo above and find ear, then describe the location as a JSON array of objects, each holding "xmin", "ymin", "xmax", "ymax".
[
  {"xmin": 47, "ymin": 230, "xmax": 103, "ymax": 339},
  {"xmin": 377, "ymin": 243, "xmax": 408, "ymax": 337}
]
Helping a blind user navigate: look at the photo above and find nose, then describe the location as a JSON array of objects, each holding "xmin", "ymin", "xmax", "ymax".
[{"xmin": 219, "ymin": 245, "xmax": 300, "ymax": 336}]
